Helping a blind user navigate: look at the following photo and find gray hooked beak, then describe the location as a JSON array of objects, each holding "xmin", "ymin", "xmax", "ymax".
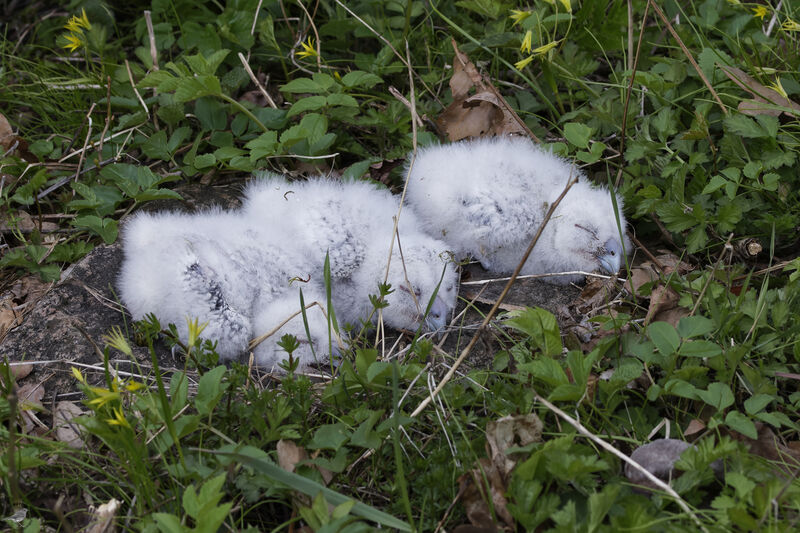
[
  {"xmin": 424, "ymin": 296, "xmax": 449, "ymax": 332},
  {"xmin": 597, "ymin": 237, "xmax": 623, "ymax": 274}
]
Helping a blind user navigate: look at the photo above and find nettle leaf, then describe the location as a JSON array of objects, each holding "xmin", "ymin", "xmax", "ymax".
[
  {"xmin": 563, "ymin": 122, "xmax": 593, "ymax": 149},
  {"xmin": 723, "ymin": 113, "xmax": 771, "ymax": 138},
  {"xmin": 656, "ymin": 202, "xmax": 699, "ymax": 232},
  {"xmin": 340, "ymin": 70, "xmax": 383, "ymax": 89}
]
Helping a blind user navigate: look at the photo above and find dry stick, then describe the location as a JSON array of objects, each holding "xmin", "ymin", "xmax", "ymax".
[
  {"xmin": 388, "ymin": 86, "xmax": 424, "ymax": 128},
  {"xmin": 144, "ymin": 10, "xmax": 159, "ymax": 70},
  {"xmin": 615, "ymin": 0, "xmax": 650, "ymax": 189},
  {"xmin": 238, "ymin": 52, "xmax": 278, "ymax": 108},
  {"xmin": 250, "ymin": 0, "xmax": 264, "ymax": 36},
  {"xmin": 410, "ymin": 174, "xmax": 579, "ymax": 419},
  {"xmin": 648, "ymin": 0, "xmax": 727, "ymax": 115},
  {"xmin": 72, "ymin": 103, "xmax": 97, "ymax": 184},
  {"xmin": 626, "ymin": 0, "xmax": 634, "ymax": 71},
  {"xmin": 125, "ymin": 59, "xmax": 149, "ymax": 118},
  {"xmin": 295, "ymin": 0, "xmax": 322, "ymax": 71},
  {"xmin": 460, "ymin": 270, "xmax": 618, "ymax": 286},
  {"xmin": 534, "ymin": 392, "xmax": 708, "ymax": 532},
  {"xmin": 98, "ymin": 76, "xmax": 112, "ymax": 156}
]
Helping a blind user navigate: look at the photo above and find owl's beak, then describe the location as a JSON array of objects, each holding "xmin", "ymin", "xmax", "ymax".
[
  {"xmin": 424, "ymin": 296, "xmax": 449, "ymax": 332},
  {"xmin": 597, "ymin": 237, "xmax": 623, "ymax": 275}
]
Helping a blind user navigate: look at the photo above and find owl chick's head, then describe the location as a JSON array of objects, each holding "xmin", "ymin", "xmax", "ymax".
[
  {"xmin": 547, "ymin": 183, "xmax": 630, "ymax": 281},
  {"xmin": 381, "ymin": 237, "xmax": 458, "ymax": 333}
]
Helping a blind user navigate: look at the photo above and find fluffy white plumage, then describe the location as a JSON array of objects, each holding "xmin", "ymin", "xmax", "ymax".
[
  {"xmin": 118, "ymin": 176, "xmax": 457, "ymax": 371},
  {"xmin": 405, "ymin": 136, "xmax": 630, "ymax": 283}
]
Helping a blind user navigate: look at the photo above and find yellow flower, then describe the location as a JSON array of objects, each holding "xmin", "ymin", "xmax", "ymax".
[
  {"xmin": 62, "ymin": 33, "xmax": 83, "ymax": 52},
  {"xmin": 509, "ymin": 9, "xmax": 532, "ymax": 25},
  {"xmin": 124, "ymin": 380, "xmax": 145, "ymax": 393},
  {"xmin": 768, "ymin": 78, "xmax": 788, "ymax": 99},
  {"xmin": 558, "ymin": 0, "xmax": 572, "ymax": 13},
  {"xmin": 515, "ymin": 55, "xmax": 535, "ymax": 70},
  {"xmin": 72, "ymin": 366, "xmax": 86, "ymax": 384},
  {"xmin": 782, "ymin": 18, "xmax": 800, "ymax": 31},
  {"xmin": 102, "ymin": 326, "xmax": 133, "ymax": 357},
  {"xmin": 297, "ymin": 37, "xmax": 318, "ymax": 59},
  {"xmin": 752, "ymin": 6, "xmax": 768, "ymax": 19},
  {"xmin": 186, "ymin": 317, "xmax": 208, "ymax": 347},
  {"xmin": 107, "ymin": 407, "xmax": 131, "ymax": 429},
  {"xmin": 521, "ymin": 30, "xmax": 533, "ymax": 54},
  {"xmin": 87, "ymin": 387, "xmax": 120, "ymax": 409},
  {"xmin": 64, "ymin": 9, "xmax": 91, "ymax": 33},
  {"xmin": 532, "ymin": 39, "xmax": 561, "ymax": 56}
]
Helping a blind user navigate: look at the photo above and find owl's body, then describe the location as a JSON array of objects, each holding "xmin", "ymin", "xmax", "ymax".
[
  {"xmin": 119, "ymin": 176, "xmax": 457, "ymax": 371},
  {"xmin": 406, "ymin": 136, "xmax": 630, "ymax": 283}
]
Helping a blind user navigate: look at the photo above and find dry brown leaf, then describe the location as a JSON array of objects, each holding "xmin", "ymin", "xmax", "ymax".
[
  {"xmin": 684, "ymin": 418, "xmax": 707, "ymax": 437},
  {"xmin": 436, "ymin": 40, "xmax": 528, "ymax": 142},
  {"xmin": 725, "ymin": 422, "xmax": 800, "ymax": 470},
  {"xmin": 720, "ymin": 65, "xmax": 800, "ymax": 117},
  {"xmin": 0, "ymin": 113, "xmax": 14, "ymax": 150},
  {"xmin": 644, "ymin": 285, "xmax": 680, "ymax": 325},
  {"xmin": 738, "ymin": 99, "xmax": 782, "ymax": 117},
  {"xmin": 54, "ymin": 401, "xmax": 86, "ymax": 449},
  {"xmin": 277, "ymin": 439, "xmax": 307, "ymax": 473},
  {"xmin": 85, "ymin": 498, "xmax": 120, "ymax": 533},
  {"xmin": 10, "ymin": 363, "xmax": 33, "ymax": 381},
  {"xmin": 458, "ymin": 458, "xmax": 513, "ymax": 530},
  {"xmin": 486, "ymin": 414, "xmax": 543, "ymax": 477},
  {"xmin": 18, "ymin": 381, "xmax": 46, "ymax": 434},
  {"xmin": 0, "ymin": 306, "xmax": 21, "ymax": 339}
]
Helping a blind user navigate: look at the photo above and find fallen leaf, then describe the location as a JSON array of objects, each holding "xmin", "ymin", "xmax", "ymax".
[
  {"xmin": 720, "ymin": 65, "xmax": 800, "ymax": 118},
  {"xmin": 486, "ymin": 414, "xmax": 543, "ymax": 477},
  {"xmin": 458, "ymin": 458, "xmax": 513, "ymax": 530},
  {"xmin": 9, "ymin": 363, "xmax": 33, "ymax": 381},
  {"xmin": 54, "ymin": 401, "xmax": 86, "ymax": 449},
  {"xmin": 85, "ymin": 498, "xmax": 120, "ymax": 533},
  {"xmin": 436, "ymin": 40, "xmax": 529, "ymax": 142},
  {"xmin": 684, "ymin": 419, "xmax": 707, "ymax": 437},
  {"xmin": 725, "ymin": 422, "xmax": 800, "ymax": 471},
  {"xmin": 277, "ymin": 439, "xmax": 308, "ymax": 473},
  {"xmin": 644, "ymin": 285, "xmax": 681, "ymax": 325},
  {"xmin": 0, "ymin": 113, "xmax": 36, "ymax": 161}
]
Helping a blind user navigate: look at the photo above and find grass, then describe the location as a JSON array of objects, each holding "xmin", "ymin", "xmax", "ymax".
[{"xmin": 3, "ymin": 0, "xmax": 800, "ymax": 531}]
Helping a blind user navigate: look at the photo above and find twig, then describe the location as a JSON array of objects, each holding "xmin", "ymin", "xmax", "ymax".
[
  {"xmin": 144, "ymin": 10, "xmax": 159, "ymax": 70},
  {"xmin": 125, "ymin": 59, "xmax": 149, "ymax": 118},
  {"xmin": 388, "ymin": 86, "xmax": 424, "ymax": 128},
  {"xmin": 648, "ymin": 0, "xmax": 727, "ymax": 115},
  {"xmin": 98, "ymin": 76, "xmax": 112, "ymax": 156},
  {"xmin": 410, "ymin": 173, "xmax": 579, "ymax": 418},
  {"xmin": 248, "ymin": 300, "xmax": 344, "ymax": 351},
  {"xmin": 534, "ymin": 392, "xmax": 708, "ymax": 532},
  {"xmin": 73, "ymin": 103, "xmax": 96, "ymax": 184},
  {"xmin": 238, "ymin": 52, "xmax": 278, "ymax": 108},
  {"xmin": 460, "ymin": 270, "xmax": 619, "ymax": 286},
  {"xmin": 250, "ymin": 0, "xmax": 264, "ymax": 36}
]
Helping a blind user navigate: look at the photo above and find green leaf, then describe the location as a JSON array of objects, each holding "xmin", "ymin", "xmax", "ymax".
[
  {"xmin": 195, "ymin": 366, "xmax": 228, "ymax": 416},
  {"xmin": 504, "ymin": 307, "xmax": 562, "ymax": 357},
  {"xmin": 326, "ymin": 93, "xmax": 359, "ymax": 107},
  {"xmin": 350, "ymin": 410, "xmax": 384, "ymax": 449},
  {"xmin": 744, "ymin": 394, "xmax": 773, "ymax": 415},
  {"xmin": 702, "ymin": 174, "xmax": 728, "ymax": 194},
  {"xmin": 340, "ymin": 71, "xmax": 383, "ymax": 89},
  {"xmin": 563, "ymin": 122, "xmax": 593, "ymax": 149},
  {"xmin": 212, "ymin": 146, "xmax": 246, "ymax": 161},
  {"xmin": 723, "ymin": 113, "xmax": 770, "ymax": 139},
  {"xmin": 245, "ymin": 131, "xmax": 279, "ymax": 159},
  {"xmin": 151, "ymin": 513, "xmax": 183, "ymax": 533},
  {"xmin": 71, "ymin": 215, "xmax": 118, "ymax": 244},
  {"xmin": 141, "ymin": 130, "xmax": 171, "ymax": 161},
  {"xmin": 648, "ymin": 321, "xmax": 680, "ymax": 355},
  {"xmin": 213, "ymin": 448, "xmax": 412, "ymax": 531},
  {"xmin": 280, "ymin": 77, "xmax": 326, "ymax": 94},
  {"xmin": 677, "ymin": 316, "xmax": 715, "ymax": 338},
  {"xmin": 679, "ymin": 340, "xmax": 722, "ymax": 358},
  {"xmin": 696, "ymin": 382, "xmax": 734, "ymax": 411},
  {"xmin": 309, "ymin": 423, "xmax": 349, "ymax": 451},
  {"xmin": 193, "ymin": 153, "xmax": 217, "ymax": 169},
  {"xmin": 519, "ymin": 358, "xmax": 569, "ymax": 387},
  {"xmin": 725, "ymin": 411, "xmax": 757, "ymax": 439},
  {"xmin": 287, "ymin": 95, "xmax": 327, "ymax": 117}
]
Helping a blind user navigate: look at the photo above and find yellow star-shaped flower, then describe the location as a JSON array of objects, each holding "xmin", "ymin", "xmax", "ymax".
[
  {"xmin": 62, "ymin": 33, "xmax": 83, "ymax": 52},
  {"xmin": 297, "ymin": 37, "xmax": 318, "ymax": 59},
  {"xmin": 752, "ymin": 6, "xmax": 768, "ymax": 19}
]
